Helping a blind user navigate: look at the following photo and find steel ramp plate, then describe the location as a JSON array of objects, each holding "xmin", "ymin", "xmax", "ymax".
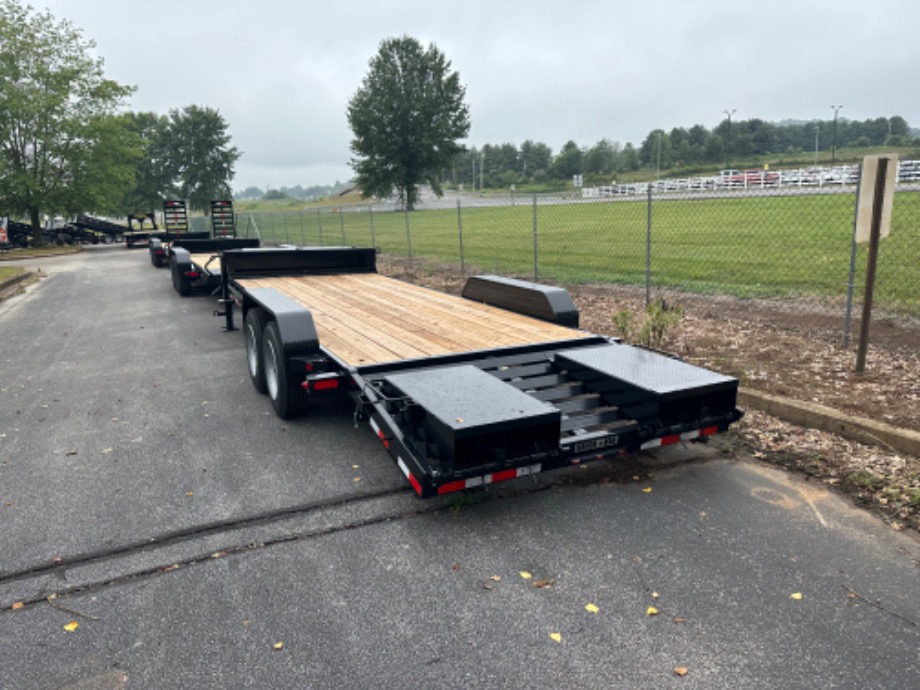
[
  {"xmin": 555, "ymin": 344, "xmax": 737, "ymax": 399},
  {"xmin": 383, "ymin": 365, "xmax": 560, "ymax": 470}
]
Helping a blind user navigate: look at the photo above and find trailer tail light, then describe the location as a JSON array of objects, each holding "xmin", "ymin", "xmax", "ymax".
[
  {"xmin": 640, "ymin": 426, "xmax": 719, "ymax": 451},
  {"xmin": 302, "ymin": 374, "xmax": 342, "ymax": 393},
  {"xmin": 185, "ymin": 270, "xmax": 200, "ymax": 278}
]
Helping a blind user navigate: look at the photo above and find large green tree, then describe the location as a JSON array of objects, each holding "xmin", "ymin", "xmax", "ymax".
[
  {"xmin": 118, "ymin": 111, "xmax": 173, "ymax": 215},
  {"xmin": 347, "ymin": 36, "xmax": 471, "ymax": 210},
  {"xmin": 164, "ymin": 105, "xmax": 240, "ymax": 213},
  {"xmin": 0, "ymin": 0, "xmax": 138, "ymax": 244}
]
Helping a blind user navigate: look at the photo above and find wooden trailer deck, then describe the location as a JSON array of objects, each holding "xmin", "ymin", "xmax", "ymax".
[
  {"xmin": 191, "ymin": 253, "xmax": 221, "ymax": 274},
  {"xmin": 237, "ymin": 273, "xmax": 592, "ymax": 367}
]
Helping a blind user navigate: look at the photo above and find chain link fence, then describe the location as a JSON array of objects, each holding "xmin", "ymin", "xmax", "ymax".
[{"xmin": 238, "ymin": 181, "xmax": 919, "ymax": 350}]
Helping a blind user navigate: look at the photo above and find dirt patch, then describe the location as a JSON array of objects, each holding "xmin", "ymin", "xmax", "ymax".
[{"xmin": 378, "ymin": 254, "xmax": 920, "ymax": 534}]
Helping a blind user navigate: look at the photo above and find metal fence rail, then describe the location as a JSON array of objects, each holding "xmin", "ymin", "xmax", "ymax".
[{"xmin": 239, "ymin": 182, "xmax": 919, "ymax": 349}]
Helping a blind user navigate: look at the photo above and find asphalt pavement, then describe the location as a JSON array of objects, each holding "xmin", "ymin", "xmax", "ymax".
[{"xmin": 0, "ymin": 245, "xmax": 917, "ymax": 689}]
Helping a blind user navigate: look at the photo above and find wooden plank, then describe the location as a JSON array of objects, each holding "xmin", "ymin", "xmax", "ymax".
[
  {"xmin": 237, "ymin": 273, "xmax": 590, "ymax": 367},
  {"xmin": 191, "ymin": 253, "xmax": 221, "ymax": 274}
]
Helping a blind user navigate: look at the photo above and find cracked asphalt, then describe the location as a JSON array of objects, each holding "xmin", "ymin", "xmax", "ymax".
[{"xmin": 1, "ymin": 246, "xmax": 918, "ymax": 689}]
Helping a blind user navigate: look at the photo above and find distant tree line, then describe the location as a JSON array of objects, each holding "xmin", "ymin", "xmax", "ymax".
[
  {"xmin": 448, "ymin": 115, "xmax": 915, "ymax": 189},
  {"xmin": 234, "ymin": 182, "xmax": 348, "ymax": 202}
]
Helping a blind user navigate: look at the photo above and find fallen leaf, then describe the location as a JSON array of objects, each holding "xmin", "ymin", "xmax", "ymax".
[
  {"xmin": 352, "ymin": 464, "xmax": 360, "ymax": 469},
  {"xmin": 549, "ymin": 632, "xmax": 562, "ymax": 643},
  {"xmin": 65, "ymin": 450, "xmax": 77, "ymax": 456},
  {"xmin": 647, "ymin": 606, "xmax": 659, "ymax": 616},
  {"xmin": 519, "ymin": 571, "xmax": 532, "ymax": 580},
  {"xmin": 63, "ymin": 621, "xmax": 79, "ymax": 632},
  {"xmin": 185, "ymin": 491, "xmax": 194, "ymax": 497},
  {"xmin": 674, "ymin": 667, "xmax": 689, "ymax": 677},
  {"xmin": 790, "ymin": 592, "xmax": 803, "ymax": 600},
  {"xmin": 642, "ymin": 487, "xmax": 653, "ymax": 493},
  {"xmin": 533, "ymin": 579, "xmax": 555, "ymax": 588},
  {"xmin": 353, "ymin": 477, "xmax": 362, "ymax": 483},
  {"xmin": 102, "ymin": 448, "xmax": 113, "ymax": 454},
  {"xmin": 53, "ymin": 556, "xmax": 63, "ymax": 565},
  {"xmin": 651, "ymin": 592, "xmax": 660, "ymax": 599},
  {"xmin": 11, "ymin": 602, "xmax": 24, "ymax": 610},
  {"xmin": 585, "ymin": 603, "xmax": 599, "ymax": 614},
  {"xmin": 210, "ymin": 551, "xmax": 227, "ymax": 559},
  {"xmin": 272, "ymin": 641, "xmax": 284, "ymax": 650},
  {"xmin": 673, "ymin": 617, "xmax": 686, "ymax": 624},
  {"xmin": 451, "ymin": 563, "xmax": 461, "ymax": 571},
  {"xmin": 490, "ymin": 575, "xmax": 502, "ymax": 582}
]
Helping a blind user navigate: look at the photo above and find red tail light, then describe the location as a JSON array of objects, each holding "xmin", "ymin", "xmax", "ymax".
[{"xmin": 312, "ymin": 378, "xmax": 340, "ymax": 392}]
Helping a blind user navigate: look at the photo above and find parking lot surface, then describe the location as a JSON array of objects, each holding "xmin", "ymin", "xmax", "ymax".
[{"xmin": 1, "ymin": 246, "xmax": 917, "ymax": 688}]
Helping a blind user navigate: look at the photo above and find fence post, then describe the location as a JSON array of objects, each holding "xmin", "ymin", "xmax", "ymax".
[
  {"xmin": 855, "ymin": 158, "xmax": 891, "ymax": 374},
  {"xmin": 317, "ymin": 208, "xmax": 323, "ymax": 246},
  {"xmin": 532, "ymin": 195, "xmax": 538, "ymax": 281},
  {"xmin": 340, "ymin": 208, "xmax": 346, "ymax": 244},
  {"xmin": 300, "ymin": 210, "xmax": 305, "ymax": 245},
  {"xmin": 843, "ymin": 171, "xmax": 863, "ymax": 347},
  {"xmin": 646, "ymin": 183, "xmax": 653, "ymax": 306},
  {"xmin": 404, "ymin": 207, "xmax": 413, "ymax": 269},
  {"xmin": 457, "ymin": 199, "xmax": 465, "ymax": 278},
  {"xmin": 369, "ymin": 206, "xmax": 376, "ymax": 249}
]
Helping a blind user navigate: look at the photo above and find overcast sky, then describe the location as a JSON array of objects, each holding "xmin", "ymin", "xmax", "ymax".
[{"xmin": 33, "ymin": 0, "xmax": 920, "ymax": 190}]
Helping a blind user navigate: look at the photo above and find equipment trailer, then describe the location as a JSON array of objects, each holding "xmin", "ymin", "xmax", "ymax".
[
  {"xmin": 160, "ymin": 237, "xmax": 261, "ymax": 295},
  {"xmin": 218, "ymin": 247, "xmax": 743, "ymax": 497}
]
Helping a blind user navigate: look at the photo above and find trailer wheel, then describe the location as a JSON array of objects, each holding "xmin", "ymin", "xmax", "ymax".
[
  {"xmin": 263, "ymin": 321, "xmax": 309, "ymax": 419},
  {"xmin": 245, "ymin": 308, "xmax": 269, "ymax": 394},
  {"xmin": 171, "ymin": 260, "xmax": 192, "ymax": 296}
]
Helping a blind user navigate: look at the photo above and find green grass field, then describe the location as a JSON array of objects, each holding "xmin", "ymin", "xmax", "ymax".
[
  {"xmin": 241, "ymin": 190, "xmax": 920, "ymax": 315},
  {"xmin": 0, "ymin": 266, "xmax": 24, "ymax": 282}
]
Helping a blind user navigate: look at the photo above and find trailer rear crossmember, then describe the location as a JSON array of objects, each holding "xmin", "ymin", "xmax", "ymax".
[{"xmin": 217, "ymin": 247, "xmax": 743, "ymax": 497}]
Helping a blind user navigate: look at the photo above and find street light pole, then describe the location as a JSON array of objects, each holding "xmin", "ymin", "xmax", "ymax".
[
  {"xmin": 814, "ymin": 123, "xmax": 819, "ymax": 165},
  {"xmin": 723, "ymin": 109, "xmax": 736, "ymax": 168},
  {"xmin": 656, "ymin": 131, "xmax": 661, "ymax": 180},
  {"xmin": 831, "ymin": 105, "xmax": 843, "ymax": 164}
]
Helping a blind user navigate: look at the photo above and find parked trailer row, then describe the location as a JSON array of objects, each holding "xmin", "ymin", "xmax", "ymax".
[
  {"xmin": 150, "ymin": 236, "xmax": 261, "ymax": 295},
  {"xmin": 204, "ymin": 247, "xmax": 743, "ymax": 498}
]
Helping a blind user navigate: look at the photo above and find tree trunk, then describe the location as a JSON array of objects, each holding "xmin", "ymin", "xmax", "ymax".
[{"xmin": 29, "ymin": 206, "xmax": 45, "ymax": 247}]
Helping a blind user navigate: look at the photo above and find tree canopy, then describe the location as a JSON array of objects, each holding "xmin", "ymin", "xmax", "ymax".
[
  {"xmin": 347, "ymin": 36, "xmax": 471, "ymax": 209},
  {"xmin": 0, "ymin": 0, "xmax": 139, "ymax": 243},
  {"xmin": 162, "ymin": 105, "xmax": 240, "ymax": 213}
]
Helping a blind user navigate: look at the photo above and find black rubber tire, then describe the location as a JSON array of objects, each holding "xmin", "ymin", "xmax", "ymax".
[
  {"xmin": 263, "ymin": 321, "xmax": 309, "ymax": 419},
  {"xmin": 171, "ymin": 259, "xmax": 191, "ymax": 296},
  {"xmin": 245, "ymin": 308, "xmax": 269, "ymax": 394},
  {"xmin": 150, "ymin": 250, "xmax": 163, "ymax": 268}
]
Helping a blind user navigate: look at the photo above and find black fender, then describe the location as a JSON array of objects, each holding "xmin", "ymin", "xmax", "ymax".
[
  {"xmin": 461, "ymin": 275, "xmax": 580, "ymax": 328},
  {"xmin": 244, "ymin": 288, "xmax": 320, "ymax": 357}
]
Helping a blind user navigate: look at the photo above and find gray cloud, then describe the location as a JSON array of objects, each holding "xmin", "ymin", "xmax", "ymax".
[{"xmin": 37, "ymin": 0, "xmax": 920, "ymax": 189}]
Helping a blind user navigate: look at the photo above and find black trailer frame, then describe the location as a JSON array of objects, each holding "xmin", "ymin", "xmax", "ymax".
[{"xmin": 216, "ymin": 247, "xmax": 743, "ymax": 497}]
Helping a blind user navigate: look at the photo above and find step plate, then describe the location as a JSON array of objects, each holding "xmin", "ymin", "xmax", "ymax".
[{"xmin": 384, "ymin": 365, "xmax": 560, "ymax": 470}]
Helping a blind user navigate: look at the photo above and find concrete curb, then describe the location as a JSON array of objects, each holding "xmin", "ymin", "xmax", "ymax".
[
  {"xmin": 0, "ymin": 270, "xmax": 34, "ymax": 293},
  {"xmin": 739, "ymin": 388, "xmax": 920, "ymax": 458}
]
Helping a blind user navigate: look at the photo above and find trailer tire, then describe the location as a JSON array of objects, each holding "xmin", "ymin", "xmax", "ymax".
[
  {"xmin": 245, "ymin": 308, "xmax": 269, "ymax": 394},
  {"xmin": 263, "ymin": 321, "xmax": 309, "ymax": 419}
]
